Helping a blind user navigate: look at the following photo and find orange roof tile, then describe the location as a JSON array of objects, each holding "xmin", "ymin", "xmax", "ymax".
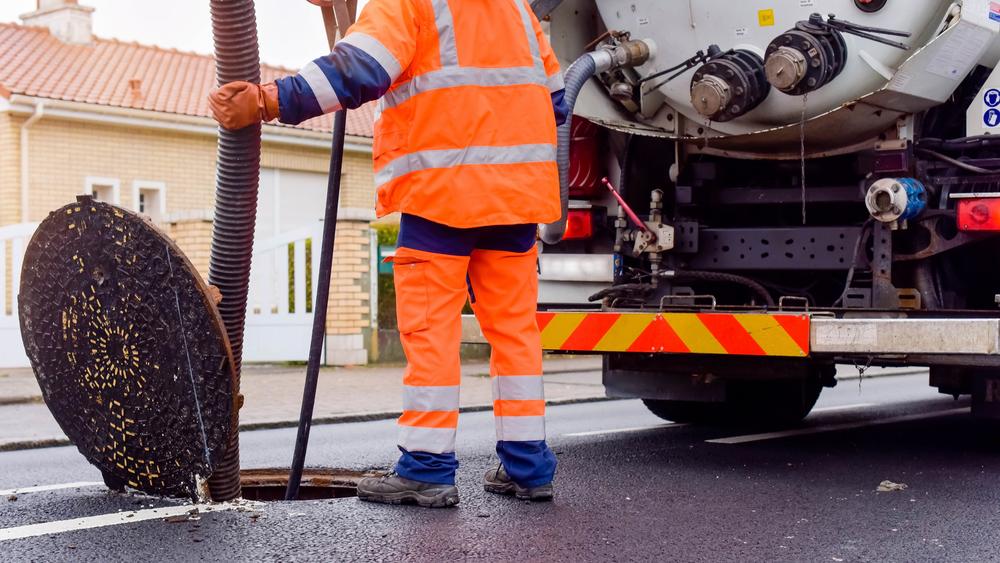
[{"xmin": 0, "ymin": 22, "xmax": 374, "ymax": 138}]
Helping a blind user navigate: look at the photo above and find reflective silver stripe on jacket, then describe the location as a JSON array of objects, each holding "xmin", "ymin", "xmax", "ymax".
[
  {"xmin": 375, "ymin": 144, "xmax": 557, "ymax": 187},
  {"xmin": 375, "ymin": 0, "xmax": 548, "ymax": 115},
  {"xmin": 431, "ymin": 0, "xmax": 459, "ymax": 67},
  {"xmin": 380, "ymin": 65, "xmax": 548, "ymax": 111},
  {"xmin": 492, "ymin": 375, "xmax": 544, "ymax": 402},
  {"xmin": 340, "ymin": 32, "xmax": 404, "ymax": 82},
  {"xmin": 402, "ymin": 385, "xmax": 461, "ymax": 412},
  {"xmin": 546, "ymin": 72, "xmax": 565, "ymax": 93},
  {"xmin": 511, "ymin": 0, "xmax": 545, "ymax": 73},
  {"xmin": 300, "ymin": 61, "xmax": 342, "ymax": 113}
]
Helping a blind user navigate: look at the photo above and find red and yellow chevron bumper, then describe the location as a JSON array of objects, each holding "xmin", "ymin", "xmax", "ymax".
[{"xmin": 537, "ymin": 312, "xmax": 810, "ymax": 357}]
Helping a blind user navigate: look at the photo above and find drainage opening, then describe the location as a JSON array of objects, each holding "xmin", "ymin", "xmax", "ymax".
[{"xmin": 239, "ymin": 468, "xmax": 383, "ymax": 501}]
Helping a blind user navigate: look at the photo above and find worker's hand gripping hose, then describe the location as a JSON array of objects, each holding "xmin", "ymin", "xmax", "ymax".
[
  {"xmin": 205, "ymin": 0, "xmax": 264, "ymax": 502},
  {"xmin": 540, "ymin": 41, "xmax": 653, "ymax": 244}
]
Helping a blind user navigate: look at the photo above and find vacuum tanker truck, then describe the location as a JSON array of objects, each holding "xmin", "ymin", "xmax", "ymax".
[{"xmin": 490, "ymin": 0, "xmax": 1000, "ymax": 423}]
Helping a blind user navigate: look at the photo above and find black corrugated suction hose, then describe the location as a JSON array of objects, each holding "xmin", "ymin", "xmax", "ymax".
[{"xmin": 206, "ymin": 0, "xmax": 263, "ymax": 502}]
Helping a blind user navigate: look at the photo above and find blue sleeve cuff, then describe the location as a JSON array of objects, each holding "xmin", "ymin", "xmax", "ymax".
[
  {"xmin": 552, "ymin": 89, "xmax": 569, "ymax": 126},
  {"xmin": 276, "ymin": 43, "xmax": 393, "ymax": 126}
]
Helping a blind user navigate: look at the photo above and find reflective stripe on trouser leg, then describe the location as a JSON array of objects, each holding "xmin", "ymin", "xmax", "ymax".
[
  {"xmin": 469, "ymin": 246, "xmax": 556, "ymax": 487},
  {"xmin": 393, "ymin": 247, "xmax": 469, "ymax": 485}
]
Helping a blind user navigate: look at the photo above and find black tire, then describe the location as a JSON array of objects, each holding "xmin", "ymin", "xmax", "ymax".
[{"xmin": 642, "ymin": 377, "xmax": 823, "ymax": 426}]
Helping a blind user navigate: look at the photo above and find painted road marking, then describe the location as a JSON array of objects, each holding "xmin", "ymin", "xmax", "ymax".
[
  {"xmin": 564, "ymin": 423, "xmax": 687, "ymax": 438},
  {"xmin": 0, "ymin": 482, "xmax": 103, "ymax": 496},
  {"xmin": 810, "ymin": 403, "xmax": 876, "ymax": 414},
  {"xmin": 706, "ymin": 408, "xmax": 969, "ymax": 445},
  {"xmin": 0, "ymin": 502, "xmax": 251, "ymax": 543}
]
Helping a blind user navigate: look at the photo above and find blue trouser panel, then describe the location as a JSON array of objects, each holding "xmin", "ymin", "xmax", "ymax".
[{"xmin": 393, "ymin": 214, "xmax": 556, "ymax": 487}]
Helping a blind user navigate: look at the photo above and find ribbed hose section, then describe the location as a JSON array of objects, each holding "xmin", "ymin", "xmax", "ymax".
[
  {"xmin": 206, "ymin": 0, "xmax": 262, "ymax": 502},
  {"xmin": 540, "ymin": 54, "xmax": 598, "ymax": 245}
]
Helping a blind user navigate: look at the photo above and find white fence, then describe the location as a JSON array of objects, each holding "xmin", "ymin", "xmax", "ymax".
[
  {"xmin": 244, "ymin": 221, "xmax": 326, "ymax": 363},
  {"xmin": 0, "ymin": 223, "xmax": 37, "ymax": 369},
  {"xmin": 0, "ymin": 221, "xmax": 325, "ymax": 368}
]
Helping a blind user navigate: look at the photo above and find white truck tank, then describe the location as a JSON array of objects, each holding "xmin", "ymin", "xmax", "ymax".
[{"xmin": 551, "ymin": 0, "xmax": 1000, "ymax": 158}]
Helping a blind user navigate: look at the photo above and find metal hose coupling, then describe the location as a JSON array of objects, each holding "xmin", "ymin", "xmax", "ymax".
[{"xmin": 540, "ymin": 39, "xmax": 654, "ymax": 245}]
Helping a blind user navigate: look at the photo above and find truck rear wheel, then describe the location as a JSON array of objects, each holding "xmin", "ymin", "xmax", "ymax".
[{"xmin": 642, "ymin": 377, "xmax": 823, "ymax": 426}]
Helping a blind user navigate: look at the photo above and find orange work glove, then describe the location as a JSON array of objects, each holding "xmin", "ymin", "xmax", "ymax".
[{"xmin": 208, "ymin": 81, "xmax": 280, "ymax": 129}]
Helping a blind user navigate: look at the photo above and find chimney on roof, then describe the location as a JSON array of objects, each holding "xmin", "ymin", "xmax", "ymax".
[{"xmin": 21, "ymin": 0, "xmax": 94, "ymax": 45}]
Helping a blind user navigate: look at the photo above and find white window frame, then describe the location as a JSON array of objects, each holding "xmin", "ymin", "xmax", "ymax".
[
  {"xmin": 132, "ymin": 180, "xmax": 167, "ymax": 221},
  {"xmin": 83, "ymin": 176, "xmax": 121, "ymax": 205}
]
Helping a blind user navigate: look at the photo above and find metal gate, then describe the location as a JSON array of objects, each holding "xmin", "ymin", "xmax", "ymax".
[
  {"xmin": 244, "ymin": 221, "xmax": 325, "ymax": 363},
  {"xmin": 0, "ymin": 223, "xmax": 37, "ymax": 369}
]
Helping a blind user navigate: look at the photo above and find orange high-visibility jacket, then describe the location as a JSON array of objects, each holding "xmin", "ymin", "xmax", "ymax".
[{"xmin": 275, "ymin": 0, "xmax": 565, "ymax": 228}]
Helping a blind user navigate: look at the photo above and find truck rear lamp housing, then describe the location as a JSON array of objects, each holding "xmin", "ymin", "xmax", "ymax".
[
  {"xmin": 957, "ymin": 198, "xmax": 1000, "ymax": 231},
  {"xmin": 568, "ymin": 117, "xmax": 604, "ymax": 198},
  {"xmin": 563, "ymin": 208, "xmax": 595, "ymax": 240}
]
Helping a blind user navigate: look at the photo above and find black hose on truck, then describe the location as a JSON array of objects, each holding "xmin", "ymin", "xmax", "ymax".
[
  {"xmin": 206, "ymin": 0, "xmax": 264, "ymax": 501},
  {"xmin": 540, "ymin": 40, "xmax": 652, "ymax": 245}
]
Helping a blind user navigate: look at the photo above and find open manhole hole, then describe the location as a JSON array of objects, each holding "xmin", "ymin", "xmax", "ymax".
[{"xmin": 239, "ymin": 468, "xmax": 384, "ymax": 501}]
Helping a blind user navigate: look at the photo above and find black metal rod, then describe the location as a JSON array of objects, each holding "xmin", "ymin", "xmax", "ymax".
[{"xmin": 285, "ymin": 109, "xmax": 348, "ymax": 500}]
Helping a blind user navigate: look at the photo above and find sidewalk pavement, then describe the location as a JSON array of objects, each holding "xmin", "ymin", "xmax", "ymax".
[{"xmin": 0, "ymin": 356, "xmax": 605, "ymax": 451}]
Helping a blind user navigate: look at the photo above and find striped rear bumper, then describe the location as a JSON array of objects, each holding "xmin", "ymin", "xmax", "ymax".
[{"xmin": 536, "ymin": 312, "xmax": 810, "ymax": 357}]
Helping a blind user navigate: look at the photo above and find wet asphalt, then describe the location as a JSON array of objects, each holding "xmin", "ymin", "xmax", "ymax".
[{"xmin": 1, "ymin": 372, "xmax": 998, "ymax": 562}]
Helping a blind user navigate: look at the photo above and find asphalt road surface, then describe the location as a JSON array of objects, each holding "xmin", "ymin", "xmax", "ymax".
[{"xmin": 1, "ymin": 372, "xmax": 997, "ymax": 562}]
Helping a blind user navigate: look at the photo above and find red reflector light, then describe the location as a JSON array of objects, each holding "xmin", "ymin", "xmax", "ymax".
[
  {"xmin": 563, "ymin": 209, "xmax": 594, "ymax": 240},
  {"xmin": 958, "ymin": 199, "xmax": 1000, "ymax": 231}
]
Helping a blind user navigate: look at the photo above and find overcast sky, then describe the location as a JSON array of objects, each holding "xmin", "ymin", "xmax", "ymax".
[{"xmin": 0, "ymin": 1, "xmax": 362, "ymax": 70}]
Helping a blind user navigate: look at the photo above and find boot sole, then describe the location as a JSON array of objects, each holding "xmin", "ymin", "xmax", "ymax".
[
  {"xmin": 484, "ymin": 482, "xmax": 554, "ymax": 502},
  {"xmin": 358, "ymin": 488, "xmax": 460, "ymax": 508}
]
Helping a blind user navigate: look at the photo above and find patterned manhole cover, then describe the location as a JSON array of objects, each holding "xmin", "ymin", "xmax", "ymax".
[{"xmin": 18, "ymin": 196, "xmax": 237, "ymax": 498}]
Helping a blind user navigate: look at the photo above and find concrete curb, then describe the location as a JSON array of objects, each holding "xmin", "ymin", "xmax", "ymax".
[{"xmin": 0, "ymin": 365, "xmax": 606, "ymax": 408}]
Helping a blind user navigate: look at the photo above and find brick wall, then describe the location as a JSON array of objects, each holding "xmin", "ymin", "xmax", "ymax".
[{"xmin": 0, "ymin": 112, "xmax": 377, "ymax": 364}]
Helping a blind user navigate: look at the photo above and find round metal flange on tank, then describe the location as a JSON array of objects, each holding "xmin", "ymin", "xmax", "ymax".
[
  {"xmin": 18, "ymin": 196, "xmax": 238, "ymax": 498},
  {"xmin": 690, "ymin": 49, "xmax": 770, "ymax": 122},
  {"xmin": 764, "ymin": 15, "xmax": 848, "ymax": 96}
]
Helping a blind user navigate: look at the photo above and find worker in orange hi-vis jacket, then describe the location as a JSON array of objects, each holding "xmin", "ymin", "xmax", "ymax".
[{"xmin": 209, "ymin": 0, "xmax": 567, "ymax": 508}]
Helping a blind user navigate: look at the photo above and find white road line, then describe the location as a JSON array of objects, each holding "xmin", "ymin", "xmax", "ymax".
[
  {"xmin": 706, "ymin": 408, "xmax": 969, "ymax": 445},
  {"xmin": 0, "ymin": 482, "xmax": 104, "ymax": 496},
  {"xmin": 0, "ymin": 502, "xmax": 247, "ymax": 543},
  {"xmin": 811, "ymin": 403, "xmax": 875, "ymax": 414},
  {"xmin": 564, "ymin": 423, "xmax": 686, "ymax": 438}
]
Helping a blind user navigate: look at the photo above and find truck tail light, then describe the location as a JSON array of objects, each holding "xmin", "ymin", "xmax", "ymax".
[
  {"xmin": 958, "ymin": 198, "xmax": 1000, "ymax": 231},
  {"xmin": 563, "ymin": 209, "xmax": 594, "ymax": 240},
  {"xmin": 568, "ymin": 117, "xmax": 604, "ymax": 199}
]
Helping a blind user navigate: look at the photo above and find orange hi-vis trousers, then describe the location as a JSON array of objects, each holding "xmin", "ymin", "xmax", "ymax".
[{"xmin": 391, "ymin": 214, "xmax": 557, "ymax": 487}]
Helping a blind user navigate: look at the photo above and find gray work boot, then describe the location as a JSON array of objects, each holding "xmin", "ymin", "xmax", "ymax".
[
  {"xmin": 357, "ymin": 472, "xmax": 460, "ymax": 508},
  {"xmin": 483, "ymin": 464, "xmax": 554, "ymax": 501}
]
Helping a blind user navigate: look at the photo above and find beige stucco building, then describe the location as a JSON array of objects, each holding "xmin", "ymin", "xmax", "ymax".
[{"xmin": 0, "ymin": 1, "xmax": 382, "ymax": 366}]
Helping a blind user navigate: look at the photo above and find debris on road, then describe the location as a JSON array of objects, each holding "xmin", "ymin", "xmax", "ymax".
[
  {"xmin": 7, "ymin": 494, "xmax": 17, "ymax": 502},
  {"xmin": 164, "ymin": 508, "xmax": 201, "ymax": 523},
  {"xmin": 876, "ymin": 480, "xmax": 908, "ymax": 492}
]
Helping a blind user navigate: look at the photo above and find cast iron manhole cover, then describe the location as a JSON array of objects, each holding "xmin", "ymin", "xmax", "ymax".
[{"xmin": 19, "ymin": 196, "xmax": 237, "ymax": 498}]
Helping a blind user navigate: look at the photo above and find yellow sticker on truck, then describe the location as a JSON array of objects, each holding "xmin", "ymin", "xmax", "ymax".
[{"xmin": 758, "ymin": 8, "xmax": 775, "ymax": 27}]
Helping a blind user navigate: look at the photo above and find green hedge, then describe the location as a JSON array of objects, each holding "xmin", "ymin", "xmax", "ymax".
[{"xmin": 374, "ymin": 223, "xmax": 399, "ymax": 329}]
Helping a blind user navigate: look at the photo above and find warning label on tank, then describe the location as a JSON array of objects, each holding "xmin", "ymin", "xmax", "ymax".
[
  {"xmin": 758, "ymin": 9, "xmax": 775, "ymax": 27},
  {"xmin": 799, "ymin": 0, "xmax": 815, "ymax": 7}
]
